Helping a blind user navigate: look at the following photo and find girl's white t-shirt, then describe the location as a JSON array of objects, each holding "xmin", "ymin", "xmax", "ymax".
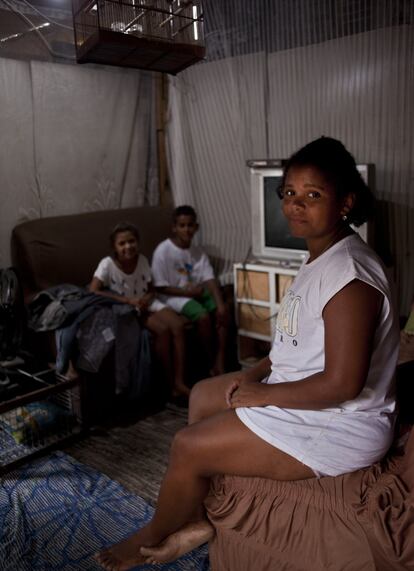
[
  {"xmin": 236, "ymin": 234, "xmax": 400, "ymax": 476},
  {"xmin": 93, "ymin": 255, "xmax": 165, "ymax": 312}
]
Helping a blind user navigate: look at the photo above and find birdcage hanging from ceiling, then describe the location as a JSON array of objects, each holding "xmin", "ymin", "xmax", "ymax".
[{"xmin": 72, "ymin": 0, "xmax": 205, "ymax": 74}]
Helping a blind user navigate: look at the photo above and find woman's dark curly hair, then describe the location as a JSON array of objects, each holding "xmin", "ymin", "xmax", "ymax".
[{"xmin": 281, "ymin": 137, "xmax": 375, "ymax": 226}]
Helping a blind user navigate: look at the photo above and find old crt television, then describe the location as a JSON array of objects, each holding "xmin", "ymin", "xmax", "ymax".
[{"xmin": 248, "ymin": 159, "xmax": 375, "ymax": 267}]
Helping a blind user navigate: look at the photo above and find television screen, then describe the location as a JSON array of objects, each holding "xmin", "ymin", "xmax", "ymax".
[{"xmin": 249, "ymin": 161, "xmax": 374, "ymax": 266}]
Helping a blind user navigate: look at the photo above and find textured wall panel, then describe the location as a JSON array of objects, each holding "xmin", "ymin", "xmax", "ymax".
[{"xmin": 167, "ymin": 13, "xmax": 413, "ymax": 315}]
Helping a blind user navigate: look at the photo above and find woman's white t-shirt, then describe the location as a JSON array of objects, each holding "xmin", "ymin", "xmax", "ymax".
[
  {"xmin": 93, "ymin": 255, "xmax": 165, "ymax": 312},
  {"xmin": 236, "ymin": 234, "xmax": 400, "ymax": 476}
]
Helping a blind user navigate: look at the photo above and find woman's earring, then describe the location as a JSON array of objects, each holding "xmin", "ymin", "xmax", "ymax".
[{"xmin": 342, "ymin": 214, "xmax": 348, "ymax": 221}]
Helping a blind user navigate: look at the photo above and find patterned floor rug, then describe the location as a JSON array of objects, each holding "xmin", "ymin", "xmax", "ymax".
[
  {"xmin": 0, "ymin": 451, "xmax": 210, "ymax": 571},
  {"xmin": 65, "ymin": 403, "xmax": 189, "ymax": 507}
]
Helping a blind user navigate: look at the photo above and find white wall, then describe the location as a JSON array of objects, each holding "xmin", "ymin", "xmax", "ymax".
[{"xmin": 0, "ymin": 58, "xmax": 156, "ymax": 269}]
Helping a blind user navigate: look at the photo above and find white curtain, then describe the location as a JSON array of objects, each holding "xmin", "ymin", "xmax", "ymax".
[
  {"xmin": 0, "ymin": 57, "xmax": 157, "ymax": 268},
  {"xmin": 167, "ymin": 0, "xmax": 414, "ymax": 315}
]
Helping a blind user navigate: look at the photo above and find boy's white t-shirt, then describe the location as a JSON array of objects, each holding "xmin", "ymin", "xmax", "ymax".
[
  {"xmin": 151, "ymin": 238, "xmax": 215, "ymax": 312},
  {"xmin": 93, "ymin": 255, "xmax": 165, "ymax": 312},
  {"xmin": 236, "ymin": 234, "xmax": 400, "ymax": 476}
]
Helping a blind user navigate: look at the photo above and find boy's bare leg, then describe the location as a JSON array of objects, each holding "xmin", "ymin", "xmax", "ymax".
[
  {"xmin": 212, "ymin": 320, "xmax": 228, "ymax": 376},
  {"xmin": 155, "ymin": 308, "xmax": 189, "ymax": 397},
  {"xmin": 195, "ymin": 313, "xmax": 216, "ymax": 373},
  {"xmin": 96, "ymin": 409, "xmax": 314, "ymax": 570},
  {"xmin": 144, "ymin": 312, "xmax": 173, "ymax": 386},
  {"xmin": 196, "ymin": 310, "xmax": 229, "ymax": 377},
  {"xmin": 145, "ymin": 311, "xmax": 190, "ymax": 398},
  {"xmin": 62, "ymin": 360, "xmax": 79, "ymax": 380}
]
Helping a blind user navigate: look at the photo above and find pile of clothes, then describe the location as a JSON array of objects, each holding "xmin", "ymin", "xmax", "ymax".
[{"xmin": 28, "ymin": 284, "xmax": 151, "ymax": 398}]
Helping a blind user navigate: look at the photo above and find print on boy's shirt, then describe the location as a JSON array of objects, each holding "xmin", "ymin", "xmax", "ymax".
[
  {"xmin": 184, "ymin": 263, "xmax": 193, "ymax": 282},
  {"xmin": 276, "ymin": 291, "xmax": 301, "ymax": 343},
  {"xmin": 176, "ymin": 262, "xmax": 193, "ymax": 281}
]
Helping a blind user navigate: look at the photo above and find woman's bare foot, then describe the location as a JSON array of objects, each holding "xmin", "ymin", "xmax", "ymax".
[
  {"xmin": 95, "ymin": 532, "xmax": 149, "ymax": 571},
  {"xmin": 140, "ymin": 521, "xmax": 214, "ymax": 564}
]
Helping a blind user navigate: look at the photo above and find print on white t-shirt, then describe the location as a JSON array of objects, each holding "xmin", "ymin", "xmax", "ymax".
[{"xmin": 276, "ymin": 292, "xmax": 301, "ymax": 339}]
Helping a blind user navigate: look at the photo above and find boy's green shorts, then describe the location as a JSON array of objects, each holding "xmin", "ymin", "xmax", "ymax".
[
  {"xmin": 403, "ymin": 306, "xmax": 414, "ymax": 335},
  {"xmin": 182, "ymin": 289, "xmax": 216, "ymax": 322}
]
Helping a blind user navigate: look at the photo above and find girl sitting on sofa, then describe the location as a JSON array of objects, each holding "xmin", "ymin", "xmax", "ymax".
[
  {"xmin": 90, "ymin": 222, "xmax": 189, "ymax": 399},
  {"xmin": 96, "ymin": 137, "xmax": 400, "ymax": 570}
]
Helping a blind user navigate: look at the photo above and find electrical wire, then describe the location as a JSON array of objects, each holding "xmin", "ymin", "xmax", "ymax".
[
  {"xmin": 0, "ymin": 0, "xmax": 76, "ymax": 60},
  {"xmin": 17, "ymin": 0, "xmax": 74, "ymax": 31}
]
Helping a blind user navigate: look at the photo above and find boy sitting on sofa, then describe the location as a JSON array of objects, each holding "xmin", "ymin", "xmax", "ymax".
[{"xmin": 151, "ymin": 205, "xmax": 229, "ymax": 377}]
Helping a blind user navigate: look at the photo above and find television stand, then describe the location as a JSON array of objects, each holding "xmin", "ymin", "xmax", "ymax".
[
  {"xmin": 233, "ymin": 261, "xmax": 299, "ymax": 368},
  {"xmin": 247, "ymin": 256, "xmax": 303, "ymax": 270}
]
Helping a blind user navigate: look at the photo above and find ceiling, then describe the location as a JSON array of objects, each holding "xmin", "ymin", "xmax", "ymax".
[
  {"xmin": 0, "ymin": 0, "xmax": 412, "ymax": 66},
  {"xmin": 12, "ymin": 0, "xmax": 72, "ymax": 13},
  {"xmin": 0, "ymin": 0, "xmax": 206, "ymax": 71},
  {"xmin": 0, "ymin": 4, "xmax": 75, "ymax": 61}
]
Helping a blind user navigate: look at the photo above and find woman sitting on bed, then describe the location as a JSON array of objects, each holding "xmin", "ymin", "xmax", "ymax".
[{"xmin": 96, "ymin": 136, "xmax": 400, "ymax": 570}]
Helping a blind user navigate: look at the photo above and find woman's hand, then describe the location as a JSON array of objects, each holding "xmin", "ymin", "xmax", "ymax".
[
  {"xmin": 225, "ymin": 357, "xmax": 272, "ymax": 407},
  {"xmin": 225, "ymin": 363, "xmax": 270, "ymax": 408},
  {"xmin": 227, "ymin": 379, "xmax": 271, "ymax": 409}
]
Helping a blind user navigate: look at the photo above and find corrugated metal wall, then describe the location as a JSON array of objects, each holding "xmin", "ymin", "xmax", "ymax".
[{"xmin": 167, "ymin": 1, "xmax": 413, "ymax": 315}]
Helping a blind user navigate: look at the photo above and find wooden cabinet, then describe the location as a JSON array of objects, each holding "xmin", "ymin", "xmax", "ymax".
[{"xmin": 233, "ymin": 261, "xmax": 298, "ymax": 367}]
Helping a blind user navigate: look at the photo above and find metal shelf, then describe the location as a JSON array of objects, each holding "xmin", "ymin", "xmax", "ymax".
[{"xmin": 0, "ymin": 366, "xmax": 84, "ymax": 474}]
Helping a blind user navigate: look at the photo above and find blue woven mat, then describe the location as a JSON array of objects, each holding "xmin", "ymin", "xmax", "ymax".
[{"xmin": 0, "ymin": 451, "xmax": 210, "ymax": 571}]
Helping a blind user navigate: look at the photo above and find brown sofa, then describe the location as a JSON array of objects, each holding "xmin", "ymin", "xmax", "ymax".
[
  {"xmin": 11, "ymin": 205, "xmax": 237, "ymax": 420},
  {"xmin": 11, "ymin": 206, "xmax": 173, "ymax": 299},
  {"xmin": 11, "ymin": 206, "xmax": 174, "ymax": 421},
  {"xmin": 205, "ymin": 361, "xmax": 414, "ymax": 571}
]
